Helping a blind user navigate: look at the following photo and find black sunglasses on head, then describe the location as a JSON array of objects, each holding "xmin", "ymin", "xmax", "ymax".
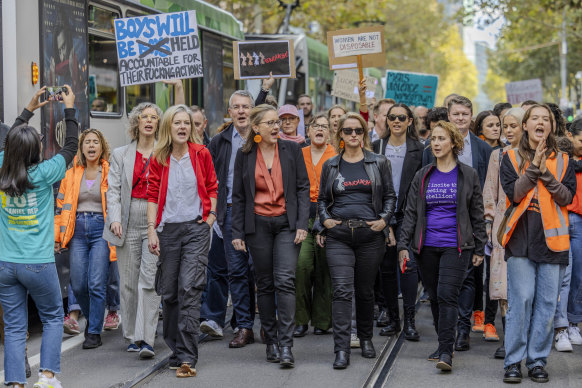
[
  {"xmin": 387, "ymin": 114, "xmax": 408, "ymax": 122},
  {"xmin": 342, "ymin": 127, "xmax": 365, "ymax": 135}
]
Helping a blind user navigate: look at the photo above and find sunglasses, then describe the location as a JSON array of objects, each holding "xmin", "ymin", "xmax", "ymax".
[
  {"xmin": 387, "ymin": 114, "xmax": 408, "ymax": 122},
  {"xmin": 342, "ymin": 127, "xmax": 365, "ymax": 135}
]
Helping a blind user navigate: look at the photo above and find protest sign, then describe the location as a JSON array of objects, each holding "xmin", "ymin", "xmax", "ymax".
[
  {"xmin": 114, "ymin": 11, "xmax": 203, "ymax": 87},
  {"xmin": 385, "ymin": 70, "xmax": 439, "ymax": 108},
  {"xmin": 332, "ymin": 71, "xmax": 378, "ymax": 103},
  {"xmin": 327, "ymin": 27, "xmax": 385, "ymax": 72},
  {"xmin": 233, "ymin": 40, "xmax": 295, "ymax": 80},
  {"xmin": 505, "ymin": 79, "xmax": 543, "ymax": 105}
]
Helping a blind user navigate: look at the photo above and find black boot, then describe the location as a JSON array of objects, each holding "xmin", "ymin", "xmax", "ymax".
[
  {"xmin": 333, "ymin": 350, "xmax": 350, "ymax": 369},
  {"xmin": 280, "ymin": 346, "xmax": 294, "ymax": 367},
  {"xmin": 376, "ymin": 310, "xmax": 389, "ymax": 327},
  {"xmin": 403, "ymin": 307, "xmax": 420, "ymax": 341},
  {"xmin": 266, "ymin": 344, "xmax": 281, "ymax": 363},
  {"xmin": 360, "ymin": 340, "xmax": 376, "ymax": 358},
  {"xmin": 379, "ymin": 310, "xmax": 401, "ymax": 336}
]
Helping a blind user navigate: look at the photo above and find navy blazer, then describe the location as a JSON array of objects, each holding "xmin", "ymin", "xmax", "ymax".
[{"xmin": 421, "ymin": 131, "xmax": 492, "ymax": 188}]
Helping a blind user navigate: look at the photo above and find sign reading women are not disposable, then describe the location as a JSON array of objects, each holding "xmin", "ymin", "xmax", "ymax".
[{"xmin": 114, "ymin": 11, "xmax": 203, "ymax": 87}]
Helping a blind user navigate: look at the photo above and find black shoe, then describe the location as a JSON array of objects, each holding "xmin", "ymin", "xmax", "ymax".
[
  {"xmin": 293, "ymin": 324, "xmax": 308, "ymax": 338},
  {"xmin": 280, "ymin": 346, "xmax": 294, "ymax": 367},
  {"xmin": 403, "ymin": 307, "xmax": 420, "ymax": 341},
  {"xmin": 333, "ymin": 351, "xmax": 350, "ymax": 369},
  {"xmin": 266, "ymin": 344, "xmax": 281, "ymax": 363},
  {"xmin": 420, "ymin": 290, "xmax": 430, "ymax": 303},
  {"xmin": 360, "ymin": 340, "xmax": 376, "ymax": 358},
  {"xmin": 528, "ymin": 366, "xmax": 549, "ymax": 383},
  {"xmin": 376, "ymin": 310, "xmax": 389, "ymax": 327},
  {"xmin": 82, "ymin": 333, "xmax": 102, "ymax": 349},
  {"xmin": 427, "ymin": 349, "xmax": 440, "ymax": 361},
  {"xmin": 503, "ymin": 363, "xmax": 522, "ymax": 383},
  {"xmin": 379, "ymin": 320, "xmax": 401, "ymax": 336},
  {"xmin": 494, "ymin": 345, "xmax": 506, "ymax": 359},
  {"xmin": 436, "ymin": 353, "xmax": 452, "ymax": 371},
  {"xmin": 313, "ymin": 327, "xmax": 329, "ymax": 335},
  {"xmin": 454, "ymin": 332, "xmax": 470, "ymax": 351},
  {"xmin": 168, "ymin": 359, "xmax": 181, "ymax": 370}
]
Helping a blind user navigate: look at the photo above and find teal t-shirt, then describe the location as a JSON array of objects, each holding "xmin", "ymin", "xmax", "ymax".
[{"xmin": 0, "ymin": 152, "xmax": 66, "ymax": 263}]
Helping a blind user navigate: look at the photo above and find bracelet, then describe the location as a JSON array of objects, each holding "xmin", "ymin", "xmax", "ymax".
[{"xmin": 209, "ymin": 210, "xmax": 217, "ymax": 217}]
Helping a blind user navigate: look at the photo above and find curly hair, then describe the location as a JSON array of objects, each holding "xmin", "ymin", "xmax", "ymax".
[
  {"xmin": 127, "ymin": 102, "xmax": 163, "ymax": 141},
  {"xmin": 431, "ymin": 120, "xmax": 465, "ymax": 158}
]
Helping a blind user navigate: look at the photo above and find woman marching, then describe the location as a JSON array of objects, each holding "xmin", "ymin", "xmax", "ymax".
[
  {"xmin": 147, "ymin": 104, "xmax": 218, "ymax": 377},
  {"xmin": 317, "ymin": 112, "xmax": 396, "ymax": 369},
  {"xmin": 54, "ymin": 129, "xmax": 115, "ymax": 350},
  {"xmin": 501, "ymin": 105, "xmax": 576, "ymax": 384},
  {"xmin": 232, "ymin": 104, "xmax": 310, "ymax": 367},
  {"xmin": 0, "ymin": 86, "xmax": 77, "ymax": 388},
  {"xmin": 398, "ymin": 120, "xmax": 486, "ymax": 372},
  {"xmin": 482, "ymin": 107, "xmax": 525, "ymax": 358},
  {"xmin": 474, "ymin": 110, "xmax": 504, "ymax": 150},
  {"xmin": 293, "ymin": 114, "xmax": 336, "ymax": 338}
]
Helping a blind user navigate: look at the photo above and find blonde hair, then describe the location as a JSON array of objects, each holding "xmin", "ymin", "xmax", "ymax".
[
  {"xmin": 334, "ymin": 112, "xmax": 371, "ymax": 154},
  {"xmin": 76, "ymin": 129, "xmax": 110, "ymax": 167},
  {"xmin": 431, "ymin": 120, "xmax": 464, "ymax": 158},
  {"xmin": 242, "ymin": 104, "xmax": 278, "ymax": 153},
  {"xmin": 154, "ymin": 105, "xmax": 202, "ymax": 165}
]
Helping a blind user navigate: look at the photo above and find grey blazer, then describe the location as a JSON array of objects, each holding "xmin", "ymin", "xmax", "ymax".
[{"xmin": 103, "ymin": 141, "xmax": 138, "ymax": 246}]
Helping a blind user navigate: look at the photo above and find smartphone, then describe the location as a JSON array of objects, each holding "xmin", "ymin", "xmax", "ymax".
[{"xmin": 44, "ymin": 86, "xmax": 66, "ymax": 101}]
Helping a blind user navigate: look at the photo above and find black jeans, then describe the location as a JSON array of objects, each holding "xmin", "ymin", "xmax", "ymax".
[
  {"xmin": 484, "ymin": 255, "xmax": 498, "ymax": 325},
  {"xmin": 381, "ymin": 223, "xmax": 418, "ymax": 320},
  {"xmin": 246, "ymin": 214, "xmax": 299, "ymax": 347},
  {"xmin": 456, "ymin": 262, "xmax": 475, "ymax": 334},
  {"xmin": 326, "ymin": 225, "xmax": 385, "ymax": 353},
  {"xmin": 158, "ymin": 220, "xmax": 211, "ymax": 366},
  {"xmin": 418, "ymin": 246, "xmax": 471, "ymax": 356},
  {"xmin": 473, "ymin": 262, "xmax": 484, "ymax": 312}
]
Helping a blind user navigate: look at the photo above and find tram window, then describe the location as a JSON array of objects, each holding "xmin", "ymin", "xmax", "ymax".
[
  {"xmin": 88, "ymin": 34, "xmax": 120, "ymax": 114},
  {"xmin": 88, "ymin": 5, "xmax": 116, "ymax": 34},
  {"xmin": 126, "ymin": 84, "xmax": 154, "ymax": 113}
]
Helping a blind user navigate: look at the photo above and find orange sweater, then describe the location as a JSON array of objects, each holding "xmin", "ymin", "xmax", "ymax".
[{"xmin": 302, "ymin": 144, "xmax": 336, "ymax": 202}]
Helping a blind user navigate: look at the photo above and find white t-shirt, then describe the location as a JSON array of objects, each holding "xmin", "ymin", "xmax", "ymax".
[{"xmin": 384, "ymin": 141, "xmax": 407, "ymax": 206}]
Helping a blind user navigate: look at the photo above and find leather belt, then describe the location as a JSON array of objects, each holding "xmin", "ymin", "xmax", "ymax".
[
  {"xmin": 227, "ymin": 203, "xmax": 233, "ymax": 207},
  {"xmin": 341, "ymin": 219, "xmax": 369, "ymax": 228}
]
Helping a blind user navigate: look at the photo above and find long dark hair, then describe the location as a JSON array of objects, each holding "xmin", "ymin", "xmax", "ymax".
[
  {"xmin": 474, "ymin": 110, "xmax": 503, "ymax": 148},
  {"xmin": 517, "ymin": 104, "xmax": 558, "ymax": 172},
  {"xmin": 385, "ymin": 103, "xmax": 419, "ymax": 141},
  {"xmin": 0, "ymin": 125, "xmax": 42, "ymax": 197}
]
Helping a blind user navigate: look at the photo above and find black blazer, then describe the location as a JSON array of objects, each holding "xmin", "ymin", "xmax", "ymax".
[
  {"xmin": 208, "ymin": 124, "xmax": 236, "ymax": 227},
  {"xmin": 421, "ymin": 131, "xmax": 492, "ymax": 189},
  {"xmin": 373, "ymin": 136, "xmax": 423, "ymax": 220},
  {"xmin": 231, "ymin": 139, "xmax": 310, "ymax": 240}
]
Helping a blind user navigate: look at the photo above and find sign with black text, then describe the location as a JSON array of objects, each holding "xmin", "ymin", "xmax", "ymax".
[
  {"xmin": 233, "ymin": 40, "xmax": 295, "ymax": 80},
  {"xmin": 505, "ymin": 79, "xmax": 543, "ymax": 105},
  {"xmin": 114, "ymin": 11, "xmax": 203, "ymax": 87},
  {"xmin": 385, "ymin": 70, "xmax": 439, "ymax": 108}
]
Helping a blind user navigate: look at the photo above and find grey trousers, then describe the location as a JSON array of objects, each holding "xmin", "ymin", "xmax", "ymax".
[
  {"xmin": 117, "ymin": 199, "xmax": 161, "ymax": 346},
  {"xmin": 158, "ymin": 220, "xmax": 210, "ymax": 366}
]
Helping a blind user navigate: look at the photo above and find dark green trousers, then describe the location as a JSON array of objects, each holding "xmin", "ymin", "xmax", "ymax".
[{"xmin": 294, "ymin": 218, "xmax": 332, "ymax": 329}]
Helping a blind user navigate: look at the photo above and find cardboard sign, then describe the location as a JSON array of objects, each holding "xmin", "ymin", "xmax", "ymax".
[
  {"xmin": 332, "ymin": 71, "xmax": 378, "ymax": 103},
  {"xmin": 385, "ymin": 70, "xmax": 439, "ymax": 108},
  {"xmin": 114, "ymin": 11, "xmax": 203, "ymax": 87},
  {"xmin": 327, "ymin": 27, "xmax": 386, "ymax": 70},
  {"xmin": 233, "ymin": 40, "xmax": 295, "ymax": 80},
  {"xmin": 505, "ymin": 79, "xmax": 543, "ymax": 105}
]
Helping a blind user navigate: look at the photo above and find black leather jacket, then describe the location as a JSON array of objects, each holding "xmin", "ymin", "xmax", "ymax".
[{"xmin": 317, "ymin": 149, "xmax": 397, "ymax": 237}]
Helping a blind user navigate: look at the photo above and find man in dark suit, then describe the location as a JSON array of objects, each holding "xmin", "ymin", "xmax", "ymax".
[{"xmin": 422, "ymin": 96, "xmax": 492, "ymax": 352}]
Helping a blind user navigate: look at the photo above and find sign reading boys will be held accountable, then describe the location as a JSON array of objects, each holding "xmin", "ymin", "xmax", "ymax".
[
  {"xmin": 114, "ymin": 11, "xmax": 202, "ymax": 87},
  {"xmin": 385, "ymin": 70, "xmax": 439, "ymax": 108}
]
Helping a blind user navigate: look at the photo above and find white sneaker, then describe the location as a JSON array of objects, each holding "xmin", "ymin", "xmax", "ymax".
[
  {"xmin": 568, "ymin": 325, "xmax": 582, "ymax": 345},
  {"xmin": 350, "ymin": 333, "xmax": 360, "ymax": 348},
  {"xmin": 555, "ymin": 329, "xmax": 573, "ymax": 352},
  {"xmin": 33, "ymin": 373, "xmax": 63, "ymax": 388},
  {"xmin": 200, "ymin": 320, "xmax": 224, "ymax": 338}
]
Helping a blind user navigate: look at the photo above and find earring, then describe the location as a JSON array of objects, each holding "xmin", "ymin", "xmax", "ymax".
[
  {"xmin": 339, "ymin": 140, "xmax": 345, "ymax": 148},
  {"xmin": 254, "ymin": 133, "xmax": 262, "ymax": 143}
]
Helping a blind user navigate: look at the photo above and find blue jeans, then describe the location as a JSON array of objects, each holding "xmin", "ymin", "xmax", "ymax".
[
  {"xmin": 68, "ymin": 212, "xmax": 110, "ymax": 335},
  {"xmin": 0, "ymin": 261, "xmax": 63, "ymax": 385},
  {"xmin": 568, "ymin": 213, "xmax": 582, "ymax": 323},
  {"xmin": 106, "ymin": 260, "xmax": 120, "ymax": 311},
  {"xmin": 67, "ymin": 283, "xmax": 80, "ymax": 313},
  {"xmin": 505, "ymin": 257, "xmax": 563, "ymax": 369},
  {"xmin": 200, "ymin": 207, "xmax": 253, "ymax": 329},
  {"xmin": 554, "ymin": 255, "xmax": 570, "ymax": 328}
]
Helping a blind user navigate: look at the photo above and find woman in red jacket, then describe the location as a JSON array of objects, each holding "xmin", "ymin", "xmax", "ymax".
[{"xmin": 146, "ymin": 105, "xmax": 218, "ymax": 378}]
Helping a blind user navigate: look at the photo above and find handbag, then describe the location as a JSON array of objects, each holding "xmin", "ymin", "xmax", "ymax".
[{"xmin": 496, "ymin": 204, "xmax": 514, "ymax": 245}]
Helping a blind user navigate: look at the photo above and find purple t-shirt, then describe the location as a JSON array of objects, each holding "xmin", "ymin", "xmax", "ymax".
[{"xmin": 424, "ymin": 166, "xmax": 458, "ymax": 247}]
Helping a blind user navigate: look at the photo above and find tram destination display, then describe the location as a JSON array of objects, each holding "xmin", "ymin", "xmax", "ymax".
[
  {"xmin": 233, "ymin": 40, "xmax": 295, "ymax": 80},
  {"xmin": 114, "ymin": 10, "xmax": 203, "ymax": 86}
]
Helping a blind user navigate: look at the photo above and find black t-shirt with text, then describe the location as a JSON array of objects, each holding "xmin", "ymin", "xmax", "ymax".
[{"xmin": 331, "ymin": 159, "xmax": 376, "ymax": 220}]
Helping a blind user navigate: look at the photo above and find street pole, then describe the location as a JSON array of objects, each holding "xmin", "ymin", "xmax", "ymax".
[{"xmin": 560, "ymin": 8, "xmax": 568, "ymax": 106}]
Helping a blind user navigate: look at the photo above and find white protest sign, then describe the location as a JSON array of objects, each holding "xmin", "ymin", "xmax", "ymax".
[
  {"xmin": 332, "ymin": 71, "xmax": 377, "ymax": 103},
  {"xmin": 114, "ymin": 11, "xmax": 203, "ymax": 87},
  {"xmin": 505, "ymin": 79, "xmax": 543, "ymax": 105},
  {"xmin": 332, "ymin": 31, "xmax": 382, "ymax": 58}
]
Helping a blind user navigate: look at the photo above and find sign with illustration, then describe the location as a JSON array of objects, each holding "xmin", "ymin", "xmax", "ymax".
[{"xmin": 233, "ymin": 40, "xmax": 295, "ymax": 80}]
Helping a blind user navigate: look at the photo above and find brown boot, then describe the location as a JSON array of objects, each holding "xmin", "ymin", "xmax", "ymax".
[{"xmin": 229, "ymin": 328, "xmax": 255, "ymax": 348}]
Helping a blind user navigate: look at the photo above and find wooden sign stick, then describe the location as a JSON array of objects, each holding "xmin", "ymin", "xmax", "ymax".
[{"xmin": 357, "ymin": 55, "xmax": 364, "ymax": 82}]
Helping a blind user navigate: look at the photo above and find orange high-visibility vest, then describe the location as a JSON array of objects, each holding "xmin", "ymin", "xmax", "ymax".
[{"xmin": 500, "ymin": 149, "xmax": 570, "ymax": 252}]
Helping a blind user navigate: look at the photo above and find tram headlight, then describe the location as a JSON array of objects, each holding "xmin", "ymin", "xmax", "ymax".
[{"xmin": 31, "ymin": 62, "xmax": 39, "ymax": 85}]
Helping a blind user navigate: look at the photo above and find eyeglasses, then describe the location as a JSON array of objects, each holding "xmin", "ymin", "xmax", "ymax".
[
  {"xmin": 280, "ymin": 117, "xmax": 298, "ymax": 123},
  {"xmin": 310, "ymin": 124, "xmax": 329, "ymax": 130},
  {"xmin": 342, "ymin": 127, "xmax": 365, "ymax": 135},
  {"xmin": 387, "ymin": 114, "xmax": 408, "ymax": 122},
  {"xmin": 258, "ymin": 120, "xmax": 282, "ymax": 128},
  {"xmin": 140, "ymin": 114, "xmax": 159, "ymax": 121},
  {"xmin": 231, "ymin": 105, "xmax": 251, "ymax": 111}
]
